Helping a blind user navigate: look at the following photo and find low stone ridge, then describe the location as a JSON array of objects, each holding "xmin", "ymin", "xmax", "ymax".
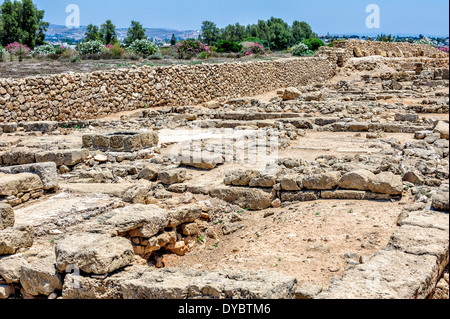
[
  {"xmin": 0, "ymin": 162, "xmax": 58, "ymax": 190},
  {"xmin": 225, "ymin": 169, "xmax": 403, "ymax": 195},
  {"xmin": 0, "ymin": 149, "xmax": 90, "ymax": 168},
  {"xmin": 55, "ymin": 233, "xmax": 134, "ymax": 275},
  {"xmin": 210, "ymin": 185, "xmax": 275, "ymax": 210},
  {"xmin": 62, "ymin": 266, "xmax": 297, "ymax": 299},
  {"xmin": 121, "ymin": 268, "xmax": 297, "ymax": 299},
  {"xmin": 62, "ymin": 266, "xmax": 148, "ymax": 299},
  {"xmin": 35, "ymin": 149, "xmax": 89, "ymax": 167},
  {"xmin": 220, "ymin": 169, "xmax": 403, "ymax": 209},
  {"xmin": 83, "ymin": 131, "xmax": 159, "ymax": 152},
  {"xmin": 20, "ymin": 121, "xmax": 58, "ymax": 133},
  {"xmin": 0, "ymin": 173, "xmax": 43, "ymax": 197}
]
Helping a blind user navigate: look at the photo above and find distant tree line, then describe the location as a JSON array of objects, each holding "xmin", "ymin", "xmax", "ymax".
[
  {"xmin": 84, "ymin": 20, "xmax": 149, "ymax": 46},
  {"xmin": 0, "ymin": 0, "xmax": 48, "ymax": 48},
  {"xmin": 200, "ymin": 18, "xmax": 317, "ymax": 51}
]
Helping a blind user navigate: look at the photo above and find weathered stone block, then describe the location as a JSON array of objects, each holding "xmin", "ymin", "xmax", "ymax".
[
  {"xmin": 55, "ymin": 233, "xmax": 134, "ymax": 275},
  {"xmin": 0, "ymin": 203, "xmax": 14, "ymax": 230},
  {"xmin": 0, "ymin": 173, "xmax": 43, "ymax": 197},
  {"xmin": 0, "ymin": 226, "xmax": 34, "ymax": 255}
]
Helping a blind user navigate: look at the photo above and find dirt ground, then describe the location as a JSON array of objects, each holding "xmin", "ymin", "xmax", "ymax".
[{"xmin": 164, "ymin": 195, "xmax": 410, "ymax": 288}]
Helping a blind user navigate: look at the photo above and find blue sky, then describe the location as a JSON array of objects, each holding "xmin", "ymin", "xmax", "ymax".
[{"xmin": 30, "ymin": 0, "xmax": 450, "ymax": 36}]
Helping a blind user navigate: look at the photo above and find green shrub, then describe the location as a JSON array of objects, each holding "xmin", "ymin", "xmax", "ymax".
[
  {"xmin": 33, "ymin": 44, "xmax": 57, "ymax": 55},
  {"xmin": 214, "ymin": 40, "xmax": 243, "ymax": 53},
  {"xmin": 147, "ymin": 53, "xmax": 163, "ymax": 60},
  {"xmin": 123, "ymin": 52, "xmax": 141, "ymax": 60},
  {"xmin": 0, "ymin": 46, "xmax": 7, "ymax": 61},
  {"xmin": 198, "ymin": 51, "xmax": 210, "ymax": 59},
  {"xmin": 107, "ymin": 43, "xmax": 125, "ymax": 58},
  {"xmin": 291, "ymin": 42, "xmax": 310, "ymax": 56},
  {"xmin": 61, "ymin": 49, "xmax": 78, "ymax": 59},
  {"xmin": 76, "ymin": 40, "xmax": 106, "ymax": 55},
  {"xmin": 70, "ymin": 55, "xmax": 82, "ymax": 63},
  {"xmin": 302, "ymin": 38, "xmax": 325, "ymax": 51},
  {"xmin": 128, "ymin": 39, "xmax": 159, "ymax": 56},
  {"xmin": 301, "ymin": 38, "xmax": 325, "ymax": 51},
  {"xmin": 225, "ymin": 52, "xmax": 243, "ymax": 59},
  {"xmin": 99, "ymin": 50, "xmax": 114, "ymax": 59}
]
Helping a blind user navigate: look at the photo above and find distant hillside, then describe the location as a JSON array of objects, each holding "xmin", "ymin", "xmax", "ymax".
[{"xmin": 45, "ymin": 24, "xmax": 201, "ymax": 43}]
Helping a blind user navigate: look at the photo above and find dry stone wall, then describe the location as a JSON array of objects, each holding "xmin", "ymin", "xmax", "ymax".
[{"xmin": 0, "ymin": 57, "xmax": 336, "ymax": 123}]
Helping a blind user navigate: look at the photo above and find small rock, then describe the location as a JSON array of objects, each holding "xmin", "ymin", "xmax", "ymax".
[
  {"xmin": 328, "ymin": 266, "xmax": 340, "ymax": 272},
  {"xmin": 271, "ymin": 199, "xmax": 282, "ymax": 208},
  {"xmin": 94, "ymin": 154, "xmax": 108, "ymax": 162}
]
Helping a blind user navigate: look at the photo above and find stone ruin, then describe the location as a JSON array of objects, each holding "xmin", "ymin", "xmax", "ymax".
[
  {"xmin": 0, "ymin": 41, "xmax": 449, "ymax": 300},
  {"xmin": 82, "ymin": 131, "xmax": 159, "ymax": 152}
]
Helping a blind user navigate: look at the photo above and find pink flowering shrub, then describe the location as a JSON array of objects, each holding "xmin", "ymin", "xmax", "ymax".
[
  {"xmin": 176, "ymin": 39, "xmax": 210, "ymax": 59},
  {"xmin": 438, "ymin": 46, "xmax": 449, "ymax": 53},
  {"xmin": 5, "ymin": 42, "xmax": 31, "ymax": 56},
  {"xmin": 244, "ymin": 42, "xmax": 265, "ymax": 56}
]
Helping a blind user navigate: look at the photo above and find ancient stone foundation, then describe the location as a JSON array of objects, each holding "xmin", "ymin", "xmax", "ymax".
[{"xmin": 82, "ymin": 131, "xmax": 159, "ymax": 152}]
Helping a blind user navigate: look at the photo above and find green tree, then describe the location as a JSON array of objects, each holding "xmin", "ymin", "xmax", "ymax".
[
  {"xmin": 18, "ymin": 0, "xmax": 38, "ymax": 48},
  {"xmin": 245, "ymin": 24, "xmax": 257, "ymax": 38},
  {"xmin": 376, "ymin": 33, "xmax": 394, "ymax": 42},
  {"xmin": 221, "ymin": 23, "xmax": 246, "ymax": 43},
  {"xmin": 170, "ymin": 33, "xmax": 176, "ymax": 46},
  {"xmin": 35, "ymin": 9, "xmax": 49, "ymax": 46},
  {"xmin": 201, "ymin": 20, "xmax": 220, "ymax": 45},
  {"xmin": 267, "ymin": 17, "xmax": 292, "ymax": 51},
  {"xmin": 291, "ymin": 21, "xmax": 314, "ymax": 44},
  {"xmin": 84, "ymin": 24, "xmax": 101, "ymax": 42},
  {"xmin": 124, "ymin": 20, "xmax": 147, "ymax": 46},
  {"xmin": 0, "ymin": 0, "xmax": 19, "ymax": 46},
  {"xmin": 100, "ymin": 20, "xmax": 117, "ymax": 45},
  {"xmin": 255, "ymin": 20, "xmax": 270, "ymax": 42},
  {"xmin": 0, "ymin": 0, "xmax": 47, "ymax": 48}
]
